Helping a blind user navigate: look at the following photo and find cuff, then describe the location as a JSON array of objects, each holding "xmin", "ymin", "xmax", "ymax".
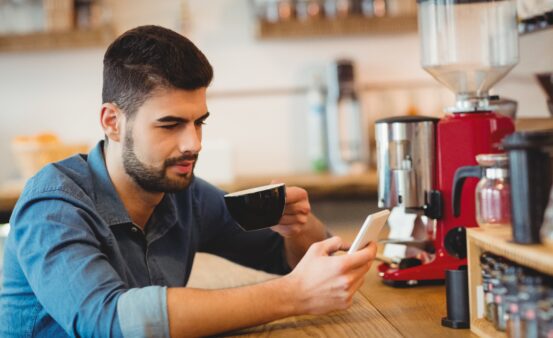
[{"xmin": 117, "ymin": 286, "xmax": 169, "ymax": 338}]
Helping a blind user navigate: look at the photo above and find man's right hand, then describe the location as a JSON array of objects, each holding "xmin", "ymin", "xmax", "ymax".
[{"xmin": 284, "ymin": 236, "xmax": 377, "ymax": 315}]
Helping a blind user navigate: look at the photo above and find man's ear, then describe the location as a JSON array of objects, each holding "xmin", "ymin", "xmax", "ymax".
[{"xmin": 100, "ymin": 103, "xmax": 124, "ymax": 143}]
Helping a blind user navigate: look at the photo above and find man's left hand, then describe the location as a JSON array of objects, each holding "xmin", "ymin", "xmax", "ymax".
[{"xmin": 271, "ymin": 186, "xmax": 311, "ymax": 238}]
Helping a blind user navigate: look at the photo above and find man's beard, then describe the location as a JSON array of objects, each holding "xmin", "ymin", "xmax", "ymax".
[{"xmin": 122, "ymin": 131, "xmax": 198, "ymax": 193}]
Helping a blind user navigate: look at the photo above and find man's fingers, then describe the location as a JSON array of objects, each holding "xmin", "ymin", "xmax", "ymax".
[
  {"xmin": 314, "ymin": 236, "xmax": 344, "ymax": 255},
  {"xmin": 342, "ymin": 242, "xmax": 377, "ymax": 270},
  {"xmin": 349, "ymin": 273, "xmax": 367, "ymax": 293},
  {"xmin": 282, "ymin": 201, "xmax": 310, "ymax": 215},
  {"xmin": 278, "ymin": 214, "xmax": 309, "ymax": 226},
  {"xmin": 283, "ymin": 186, "xmax": 308, "ymax": 204}
]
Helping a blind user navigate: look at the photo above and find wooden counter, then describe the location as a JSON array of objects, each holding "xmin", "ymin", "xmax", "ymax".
[
  {"xmin": 188, "ymin": 252, "xmax": 475, "ymax": 337},
  {"xmin": 188, "ymin": 223, "xmax": 475, "ymax": 337}
]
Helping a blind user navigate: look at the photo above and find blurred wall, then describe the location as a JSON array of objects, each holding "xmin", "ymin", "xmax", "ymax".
[{"xmin": 0, "ymin": 0, "xmax": 552, "ymax": 183}]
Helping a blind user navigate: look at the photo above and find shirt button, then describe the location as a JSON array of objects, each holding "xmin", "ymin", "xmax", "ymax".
[{"xmin": 131, "ymin": 227, "xmax": 138, "ymax": 233}]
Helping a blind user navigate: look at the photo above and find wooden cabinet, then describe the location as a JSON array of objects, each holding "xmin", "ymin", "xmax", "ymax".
[{"xmin": 467, "ymin": 227, "xmax": 553, "ymax": 338}]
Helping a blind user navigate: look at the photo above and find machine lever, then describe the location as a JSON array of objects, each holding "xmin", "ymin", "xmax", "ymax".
[{"xmin": 452, "ymin": 165, "xmax": 483, "ymax": 217}]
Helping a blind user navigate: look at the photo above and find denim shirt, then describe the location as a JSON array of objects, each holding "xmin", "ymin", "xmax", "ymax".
[{"xmin": 0, "ymin": 141, "xmax": 290, "ymax": 337}]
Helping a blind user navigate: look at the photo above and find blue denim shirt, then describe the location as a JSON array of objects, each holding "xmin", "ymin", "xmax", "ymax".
[{"xmin": 0, "ymin": 141, "xmax": 290, "ymax": 337}]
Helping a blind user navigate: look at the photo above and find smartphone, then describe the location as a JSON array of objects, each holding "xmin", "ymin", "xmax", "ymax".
[{"xmin": 347, "ymin": 209, "xmax": 391, "ymax": 254}]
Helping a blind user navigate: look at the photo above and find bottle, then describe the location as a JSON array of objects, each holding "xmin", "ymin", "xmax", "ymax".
[
  {"xmin": 325, "ymin": 59, "xmax": 368, "ymax": 175},
  {"xmin": 474, "ymin": 153, "xmax": 512, "ymax": 229},
  {"xmin": 541, "ymin": 184, "xmax": 553, "ymax": 247},
  {"xmin": 306, "ymin": 75, "xmax": 328, "ymax": 172}
]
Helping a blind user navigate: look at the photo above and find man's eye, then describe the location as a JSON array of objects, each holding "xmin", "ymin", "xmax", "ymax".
[
  {"xmin": 160, "ymin": 124, "xmax": 178, "ymax": 129},
  {"xmin": 195, "ymin": 120, "xmax": 207, "ymax": 126}
]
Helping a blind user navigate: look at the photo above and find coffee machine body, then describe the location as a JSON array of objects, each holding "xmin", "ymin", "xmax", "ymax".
[
  {"xmin": 376, "ymin": 113, "xmax": 514, "ymax": 285},
  {"xmin": 435, "ymin": 112, "xmax": 515, "ymax": 247}
]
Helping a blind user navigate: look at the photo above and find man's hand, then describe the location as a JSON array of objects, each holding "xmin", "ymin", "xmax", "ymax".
[
  {"xmin": 268, "ymin": 183, "xmax": 328, "ymax": 268},
  {"xmin": 271, "ymin": 185, "xmax": 311, "ymax": 238},
  {"xmin": 285, "ymin": 236, "xmax": 377, "ymax": 315}
]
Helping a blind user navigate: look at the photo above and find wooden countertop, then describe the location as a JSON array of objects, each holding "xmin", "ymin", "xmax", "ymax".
[
  {"xmin": 188, "ymin": 252, "xmax": 475, "ymax": 337},
  {"xmin": 189, "ymin": 218, "xmax": 475, "ymax": 338}
]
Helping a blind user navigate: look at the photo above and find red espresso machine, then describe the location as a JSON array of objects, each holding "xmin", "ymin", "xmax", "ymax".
[{"xmin": 375, "ymin": 0, "xmax": 518, "ymax": 286}]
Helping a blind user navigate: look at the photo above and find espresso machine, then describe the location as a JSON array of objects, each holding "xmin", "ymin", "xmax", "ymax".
[{"xmin": 375, "ymin": 0, "xmax": 518, "ymax": 286}]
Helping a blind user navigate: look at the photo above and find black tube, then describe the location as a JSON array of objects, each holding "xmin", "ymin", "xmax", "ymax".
[{"xmin": 441, "ymin": 268, "xmax": 470, "ymax": 329}]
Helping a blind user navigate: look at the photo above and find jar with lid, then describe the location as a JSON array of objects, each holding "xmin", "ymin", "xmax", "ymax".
[
  {"xmin": 519, "ymin": 274, "xmax": 544, "ymax": 338},
  {"xmin": 498, "ymin": 265, "xmax": 522, "ymax": 332},
  {"xmin": 480, "ymin": 252, "xmax": 495, "ymax": 322},
  {"xmin": 507, "ymin": 301, "xmax": 523, "ymax": 338},
  {"xmin": 488, "ymin": 260, "xmax": 506, "ymax": 325},
  {"xmin": 452, "ymin": 153, "xmax": 511, "ymax": 229},
  {"xmin": 541, "ymin": 183, "xmax": 553, "ymax": 247},
  {"xmin": 475, "ymin": 154, "xmax": 512, "ymax": 228},
  {"xmin": 537, "ymin": 286, "xmax": 553, "ymax": 338}
]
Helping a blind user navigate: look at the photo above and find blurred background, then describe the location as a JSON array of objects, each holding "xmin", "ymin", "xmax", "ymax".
[{"xmin": 0, "ymin": 0, "xmax": 552, "ymax": 213}]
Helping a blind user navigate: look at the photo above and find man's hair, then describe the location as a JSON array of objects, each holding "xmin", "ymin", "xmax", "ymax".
[{"xmin": 102, "ymin": 25, "xmax": 213, "ymax": 118}]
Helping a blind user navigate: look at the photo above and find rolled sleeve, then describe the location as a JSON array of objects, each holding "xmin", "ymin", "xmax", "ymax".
[{"xmin": 117, "ymin": 286, "xmax": 169, "ymax": 338}]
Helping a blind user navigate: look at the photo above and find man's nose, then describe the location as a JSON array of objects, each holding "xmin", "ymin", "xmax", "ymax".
[{"xmin": 178, "ymin": 125, "xmax": 202, "ymax": 154}]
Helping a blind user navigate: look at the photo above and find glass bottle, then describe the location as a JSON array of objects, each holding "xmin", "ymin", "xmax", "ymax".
[
  {"xmin": 484, "ymin": 255, "xmax": 499, "ymax": 322},
  {"xmin": 481, "ymin": 252, "xmax": 497, "ymax": 322},
  {"xmin": 541, "ymin": 183, "xmax": 553, "ymax": 247},
  {"xmin": 325, "ymin": 59, "xmax": 368, "ymax": 175},
  {"xmin": 507, "ymin": 301, "xmax": 523, "ymax": 338},
  {"xmin": 519, "ymin": 274, "xmax": 544, "ymax": 338},
  {"xmin": 306, "ymin": 74, "xmax": 328, "ymax": 172},
  {"xmin": 499, "ymin": 265, "xmax": 520, "ymax": 331},
  {"xmin": 475, "ymin": 154, "xmax": 511, "ymax": 229}
]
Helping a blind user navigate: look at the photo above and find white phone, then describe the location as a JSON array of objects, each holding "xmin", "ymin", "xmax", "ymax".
[{"xmin": 347, "ymin": 209, "xmax": 391, "ymax": 254}]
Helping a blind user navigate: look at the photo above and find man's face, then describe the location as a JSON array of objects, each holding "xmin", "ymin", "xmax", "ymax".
[{"xmin": 121, "ymin": 87, "xmax": 209, "ymax": 193}]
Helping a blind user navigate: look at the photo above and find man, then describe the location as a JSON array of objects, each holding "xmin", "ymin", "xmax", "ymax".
[{"xmin": 0, "ymin": 25, "xmax": 376, "ymax": 337}]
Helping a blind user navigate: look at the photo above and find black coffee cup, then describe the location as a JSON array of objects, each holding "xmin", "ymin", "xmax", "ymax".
[{"xmin": 224, "ymin": 183, "xmax": 286, "ymax": 231}]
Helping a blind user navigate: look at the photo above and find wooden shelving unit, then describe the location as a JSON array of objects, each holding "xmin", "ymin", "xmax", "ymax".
[
  {"xmin": 0, "ymin": 26, "xmax": 115, "ymax": 52},
  {"xmin": 257, "ymin": 15, "xmax": 418, "ymax": 39},
  {"xmin": 466, "ymin": 227, "xmax": 553, "ymax": 338}
]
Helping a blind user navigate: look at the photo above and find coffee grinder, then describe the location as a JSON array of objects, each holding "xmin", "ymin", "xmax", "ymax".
[{"xmin": 375, "ymin": 0, "xmax": 518, "ymax": 286}]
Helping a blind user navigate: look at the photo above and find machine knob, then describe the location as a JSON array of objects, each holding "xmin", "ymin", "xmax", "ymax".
[{"xmin": 444, "ymin": 227, "xmax": 467, "ymax": 259}]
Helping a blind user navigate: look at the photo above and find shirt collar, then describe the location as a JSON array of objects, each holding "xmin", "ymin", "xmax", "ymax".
[{"xmin": 88, "ymin": 141, "xmax": 132, "ymax": 226}]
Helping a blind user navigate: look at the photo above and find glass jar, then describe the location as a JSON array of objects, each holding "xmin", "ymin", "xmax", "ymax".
[
  {"xmin": 519, "ymin": 274, "xmax": 544, "ymax": 338},
  {"xmin": 475, "ymin": 154, "xmax": 512, "ymax": 229},
  {"xmin": 541, "ymin": 183, "xmax": 553, "ymax": 247},
  {"xmin": 507, "ymin": 301, "xmax": 523, "ymax": 338}
]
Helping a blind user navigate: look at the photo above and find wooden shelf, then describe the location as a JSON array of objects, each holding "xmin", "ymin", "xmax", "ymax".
[
  {"xmin": 257, "ymin": 15, "xmax": 418, "ymax": 39},
  {"xmin": 466, "ymin": 227, "xmax": 553, "ymax": 338},
  {"xmin": 0, "ymin": 26, "xmax": 115, "ymax": 52},
  {"xmin": 217, "ymin": 170, "xmax": 378, "ymax": 199}
]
